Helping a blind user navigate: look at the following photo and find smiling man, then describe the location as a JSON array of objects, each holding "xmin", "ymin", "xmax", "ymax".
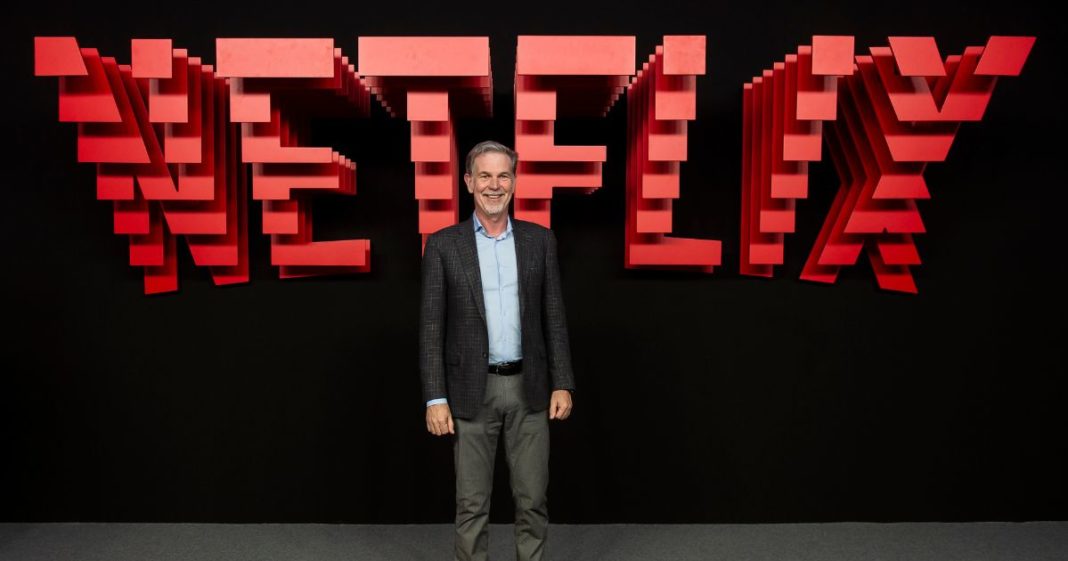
[{"xmin": 419, "ymin": 140, "xmax": 575, "ymax": 561}]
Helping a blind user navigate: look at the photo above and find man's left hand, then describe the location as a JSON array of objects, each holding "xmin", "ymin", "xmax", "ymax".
[{"xmin": 549, "ymin": 390, "xmax": 573, "ymax": 420}]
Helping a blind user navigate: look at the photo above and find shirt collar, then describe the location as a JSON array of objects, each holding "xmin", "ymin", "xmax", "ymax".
[{"xmin": 473, "ymin": 213, "xmax": 513, "ymax": 239}]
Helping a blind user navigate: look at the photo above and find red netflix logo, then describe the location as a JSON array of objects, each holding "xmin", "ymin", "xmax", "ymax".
[{"xmin": 33, "ymin": 35, "xmax": 1034, "ymax": 295}]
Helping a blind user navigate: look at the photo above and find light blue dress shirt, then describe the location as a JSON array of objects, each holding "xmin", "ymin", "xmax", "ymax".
[{"xmin": 427, "ymin": 213, "xmax": 522, "ymax": 408}]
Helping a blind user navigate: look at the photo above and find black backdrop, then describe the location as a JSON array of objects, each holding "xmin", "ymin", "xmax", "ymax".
[{"xmin": 2, "ymin": 0, "xmax": 1064, "ymax": 523}]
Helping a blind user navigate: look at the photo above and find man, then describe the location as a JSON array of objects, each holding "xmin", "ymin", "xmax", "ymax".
[{"xmin": 419, "ymin": 140, "xmax": 575, "ymax": 561}]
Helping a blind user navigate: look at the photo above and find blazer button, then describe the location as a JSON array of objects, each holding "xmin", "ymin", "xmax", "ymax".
[{"xmin": 482, "ymin": 352, "xmax": 488, "ymax": 358}]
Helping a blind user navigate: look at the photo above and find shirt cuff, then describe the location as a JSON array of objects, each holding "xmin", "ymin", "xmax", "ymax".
[{"xmin": 426, "ymin": 398, "xmax": 448, "ymax": 407}]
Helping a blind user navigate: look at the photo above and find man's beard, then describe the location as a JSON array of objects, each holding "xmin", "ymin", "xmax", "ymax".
[{"xmin": 481, "ymin": 193, "xmax": 510, "ymax": 215}]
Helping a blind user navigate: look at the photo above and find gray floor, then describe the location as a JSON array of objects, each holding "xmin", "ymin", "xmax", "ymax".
[{"xmin": 1, "ymin": 522, "xmax": 1066, "ymax": 561}]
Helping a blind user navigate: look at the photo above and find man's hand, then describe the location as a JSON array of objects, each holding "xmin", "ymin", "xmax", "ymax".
[
  {"xmin": 549, "ymin": 390, "xmax": 573, "ymax": 420},
  {"xmin": 426, "ymin": 403, "xmax": 455, "ymax": 436}
]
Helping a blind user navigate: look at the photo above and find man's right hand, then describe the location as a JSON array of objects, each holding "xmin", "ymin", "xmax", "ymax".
[{"xmin": 426, "ymin": 403, "xmax": 455, "ymax": 436}]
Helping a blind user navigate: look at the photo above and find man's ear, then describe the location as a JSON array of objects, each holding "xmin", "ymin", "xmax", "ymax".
[{"xmin": 463, "ymin": 174, "xmax": 474, "ymax": 194}]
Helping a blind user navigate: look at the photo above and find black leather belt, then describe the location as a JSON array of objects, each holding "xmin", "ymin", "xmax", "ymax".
[{"xmin": 488, "ymin": 360, "xmax": 522, "ymax": 375}]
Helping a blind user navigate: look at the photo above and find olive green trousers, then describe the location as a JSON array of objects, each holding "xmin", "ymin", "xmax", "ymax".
[{"xmin": 453, "ymin": 372, "xmax": 550, "ymax": 561}]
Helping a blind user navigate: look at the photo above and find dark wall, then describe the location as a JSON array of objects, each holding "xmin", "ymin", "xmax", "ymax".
[{"xmin": 2, "ymin": 0, "xmax": 1064, "ymax": 523}]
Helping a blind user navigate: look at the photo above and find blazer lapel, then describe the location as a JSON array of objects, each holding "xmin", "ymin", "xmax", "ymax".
[
  {"xmin": 457, "ymin": 219, "xmax": 487, "ymax": 322},
  {"xmin": 514, "ymin": 220, "xmax": 531, "ymax": 323}
]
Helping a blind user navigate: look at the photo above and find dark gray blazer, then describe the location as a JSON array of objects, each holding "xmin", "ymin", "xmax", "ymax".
[{"xmin": 419, "ymin": 217, "xmax": 575, "ymax": 420}]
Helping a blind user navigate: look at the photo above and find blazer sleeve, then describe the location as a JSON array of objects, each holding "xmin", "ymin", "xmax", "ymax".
[
  {"xmin": 419, "ymin": 234, "xmax": 448, "ymax": 403},
  {"xmin": 543, "ymin": 229, "xmax": 576, "ymax": 392}
]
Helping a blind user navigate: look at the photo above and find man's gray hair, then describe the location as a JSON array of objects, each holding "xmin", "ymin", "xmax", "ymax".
[{"xmin": 465, "ymin": 140, "xmax": 518, "ymax": 175}]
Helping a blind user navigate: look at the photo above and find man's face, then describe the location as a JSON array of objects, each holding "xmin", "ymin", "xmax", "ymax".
[{"xmin": 464, "ymin": 152, "xmax": 515, "ymax": 219}]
